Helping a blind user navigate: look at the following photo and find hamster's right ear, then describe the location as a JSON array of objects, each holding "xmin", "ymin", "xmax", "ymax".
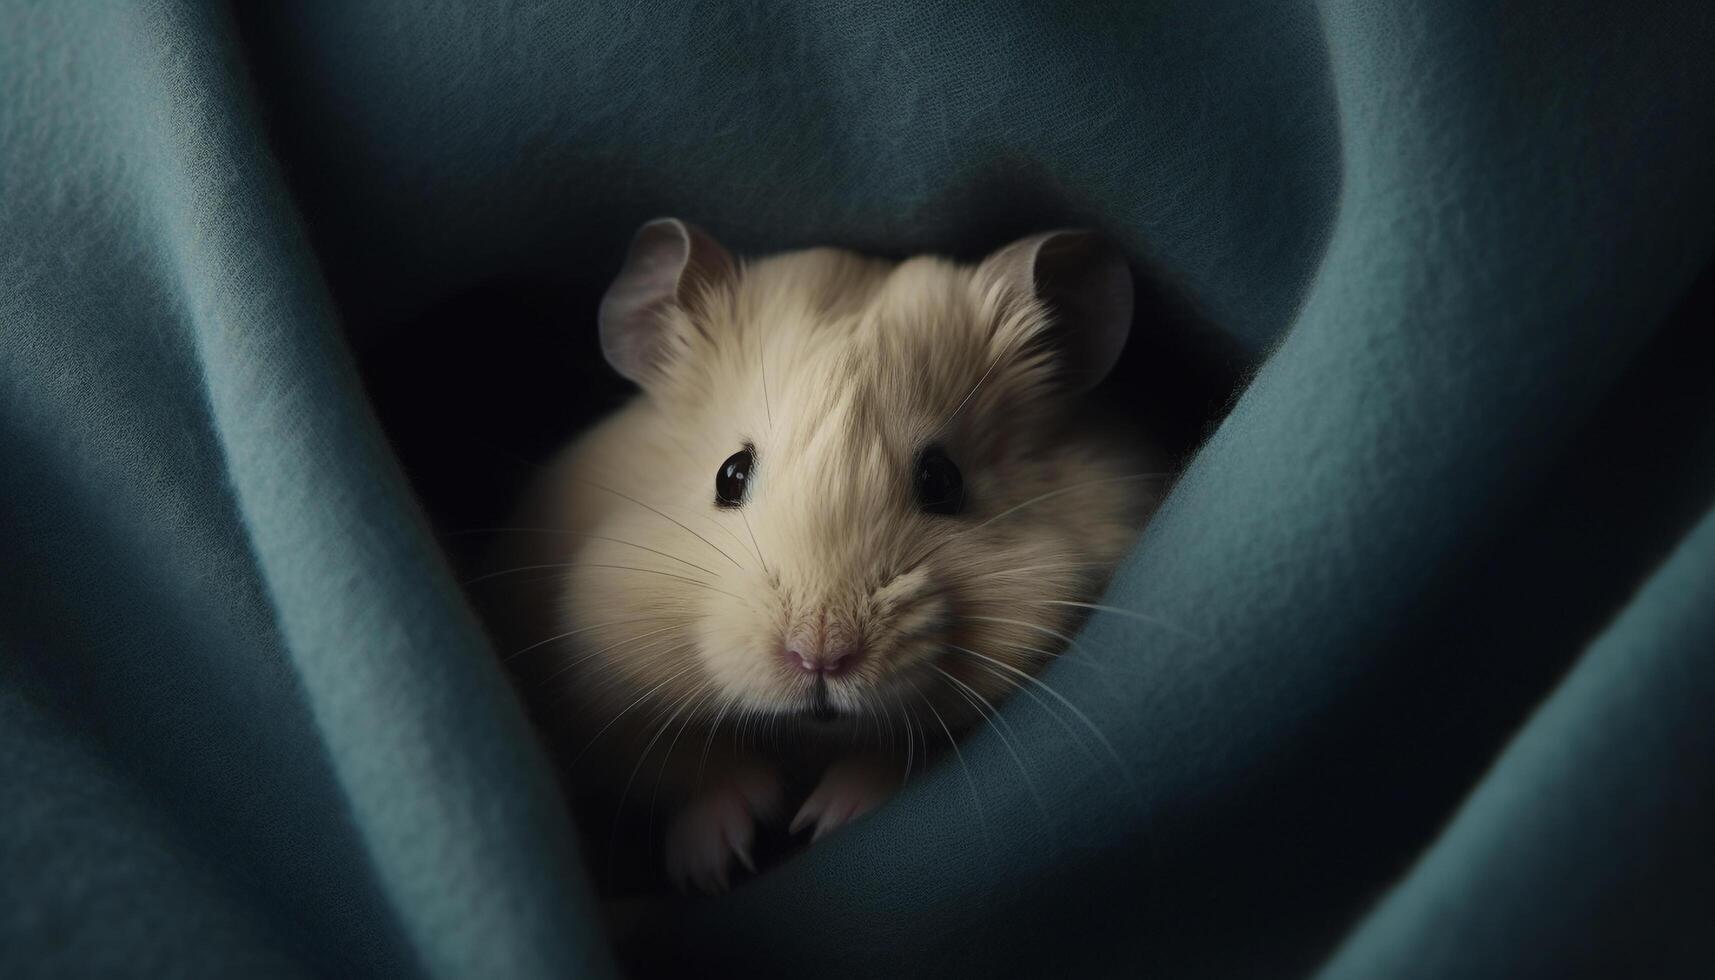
[
  {"xmin": 598, "ymin": 218, "xmax": 736, "ymax": 387},
  {"xmin": 979, "ymin": 229, "xmax": 1133, "ymax": 394}
]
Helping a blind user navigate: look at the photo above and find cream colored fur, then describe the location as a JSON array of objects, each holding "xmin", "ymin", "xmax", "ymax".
[{"xmin": 496, "ymin": 239, "xmax": 1157, "ymax": 890}]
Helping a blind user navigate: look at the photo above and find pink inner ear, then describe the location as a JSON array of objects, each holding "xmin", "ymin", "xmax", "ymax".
[{"xmin": 597, "ymin": 218, "xmax": 734, "ymax": 386}]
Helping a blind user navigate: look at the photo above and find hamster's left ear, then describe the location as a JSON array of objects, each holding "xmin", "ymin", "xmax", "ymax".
[
  {"xmin": 598, "ymin": 218, "xmax": 736, "ymax": 387},
  {"xmin": 979, "ymin": 230, "xmax": 1133, "ymax": 393}
]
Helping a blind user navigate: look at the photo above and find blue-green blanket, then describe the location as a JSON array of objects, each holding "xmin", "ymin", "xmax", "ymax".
[{"xmin": 4, "ymin": 2, "xmax": 1713, "ymax": 977}]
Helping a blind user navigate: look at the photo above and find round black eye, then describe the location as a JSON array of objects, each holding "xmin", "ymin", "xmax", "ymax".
[
  {"xmin": 715, "ymin": 446, "xmax": 753, "ymax": 507},
  {"xmin": 915, "ymin": 447, "xmax": 964, "ymax": 516}
]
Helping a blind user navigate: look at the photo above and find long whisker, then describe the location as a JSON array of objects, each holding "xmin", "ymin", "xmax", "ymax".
[
  {"xmin": 1034, "ymin": 599, "xmax": 1204, "ymax": 642},
  {"xmin": 732, "ymin": 703, "xmax": 754, "ymax": 754},
  {"xmin": 569, "ymin": 476, "xmax": 748, "ymax": 570},
  {"xmin": 656, "ymin": 494, "xmax": 764, "ymax": 569},
  {"xmin": 944, "ymin": 643, "xmax": 1139, "ymax": 798},
  {"xmin": 695, "ymin": 694, "xmax": 738, "ymax": 789},
  {"xmin": 909, "ymin": 680, "xmax": 989, "ymax": 840},
  {"xmin": 652, "ymin": 432, "xmax": 746, "ymax": 558},
  {"xmin": 961, "ymin": 612, "xmax": 1083, "ymax": 651},
  {"xmin": 741, "ymin": 509, "xmax": 771, "ymax": 578},
  {"xmin": 544, "ymin": 625, "xmax": 684, "ymax": 682},
  {"xmin": 933, "ymin": 664, "xmax": 1057, "ymax": 849},
  {"xmin": 934, "ymin": 329, "xmax": 1015, "ymax": 437},
  {"xmin": 612, "ymin": 680, "xmax": 711, "ymax": 847},
  {"xmin": 960, "ymin": 612, "xmax": 1134, "ymax": 676},
  {"xmin": 957, "ymin": 559, "xmax": 1114, "ymax": 582},
  {"xmin": 445, "ymin": 527, "xmax": 720, "ymax": 578},
  {"xmin": 895, "ymin": 693, "xmax": 917, "ymax": 780},
  {"xmin": 644, "ymin": 434, "xmax": 766, "ymax": 568},
  {"xmin": 908, "ymin": 699, "xmax": 928, "ymax": 781},
  {"xmin": 913, "ymin": 472, "xmax": 1173, "ymax": 564},
  {"xmin": 859, "ymin": 695, "xmax": 882, "ymax": 749},
  {"xmin": 877, "ymin": 692, "xmax": 896, "ymax": 753},
  {"xmin": 464, "ymin": 562, "xmax": 746, "ymax": 602},
  {"xmin": 967, "ymin": 473, "xmax": 1171, "ymax": 534},
  {"xmin": 570, "ymin": 660, "xmax": 704, "ymax": 766},
  {"xmin": 759, "ymin": 342, "xmax": 773, "ymax": 427},
  {"xmin": 963, "ymin": 607, "xmax": 1199, "ymax": 671},
  {"xmin": 503, "ymin": 615, "xmax": 661, "ymax": 664},
  {"xmin": 652, "ymin": 685, "xmax": 719, "ymax": 824}
]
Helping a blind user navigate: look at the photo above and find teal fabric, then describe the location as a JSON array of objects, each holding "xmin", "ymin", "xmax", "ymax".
[{"xmin": 3, "ymin": 2, "xmax": 1712, "ymax": 977}]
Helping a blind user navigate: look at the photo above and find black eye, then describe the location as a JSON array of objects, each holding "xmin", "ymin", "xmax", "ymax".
[
  {"xmin": 715, "ymin": 445, "xmax": 753, "ymax": 507},
  {"xmin": 915, "ymin": 446, "xmax": 964, "ymax": 515}
]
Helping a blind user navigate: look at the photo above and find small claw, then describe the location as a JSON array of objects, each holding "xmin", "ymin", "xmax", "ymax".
[
  {"xmin": 789, "ymin": 798, "xmax": 818, "ymax": 835},
  {"xmin": 731, "ymin": 838, "xmax": 756, "ymax": 874},
  {"xmin": 664, "ymin": 765, "xmax": 783, "ymax": 894},
  {"xmin": 798, "ymin": 757, "xmax": 899, "ymax": 843},
  {"xmin": 812, "ymin": 799, "xmax": 854, "ymax": 842}
]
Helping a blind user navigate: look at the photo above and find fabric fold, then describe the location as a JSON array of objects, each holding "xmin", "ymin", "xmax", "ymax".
[{"xmin": 4, "ymin": 0, "xmax": 1712, "ymax": 976}]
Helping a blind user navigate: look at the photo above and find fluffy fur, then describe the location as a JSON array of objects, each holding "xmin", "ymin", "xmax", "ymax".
[{"xmin": 493, "ymin": 231, "xmax": 1158, "ymax": 892}]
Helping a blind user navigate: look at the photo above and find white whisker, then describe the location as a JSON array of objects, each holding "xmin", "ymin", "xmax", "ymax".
[
  {"xmin": 1036, "ymin": 599, "xmax": 1204, "ymax": 642},
  {"xmin": 503, "ymin": 615, "xmax": 662, "ymax": 664},
  {"xmin": 933, "ymin": 664, "xmax": 1056, "ymax": 849},
  {"xmin": 570, "ymin": 659, "xmax": 704, "ymax": 766},
  {"xmin": 910, "ymin": 680, "xmax": 990, "ymax": 843},
  {"xmin": 695, "ymin": 694, "xmax": 738, "ymax": 789},
  {"xmin": 945, "ymin": 643, "xmax": 1139, "ymax": 799},
  {"xmin": 913, "ymin": 472, "xmax": 1172, "ymax": 565},
  {"xmin": 741, "ymin": 509, "xmax": 770, "ymax": 578},
  {"xmin": 612, "ymin": 680, "xmax": 710, "ymax": 847},
  {"xmin": 444, "ymin": 527, "xmax": 720, "ymax": 578},
  {"xmin": 542, "ymin": 624, "xmax": 685, "ymax": 681},
  {"xmin": 570, "ymin": 476, "xmax": 749, "ymax": 569},
  {"xmin": 464, "ymin": 561, "xmax": 747, "ymax": 602}
]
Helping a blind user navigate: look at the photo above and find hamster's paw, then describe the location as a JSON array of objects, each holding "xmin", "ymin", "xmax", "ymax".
[
  {"xmin": 790, "ymin": 756, "xmax": 901, "ymax": 842},
  {"xmin": 664, "ymin": 765, "xmax": 784, "ymax": 894}
]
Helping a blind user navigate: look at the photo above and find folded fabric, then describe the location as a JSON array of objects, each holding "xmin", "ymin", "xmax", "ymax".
[{"xmin": 3, "ymin": 2, "xmax": 1711, "ymax": 977}]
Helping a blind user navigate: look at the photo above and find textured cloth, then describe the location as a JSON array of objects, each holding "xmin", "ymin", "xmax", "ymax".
[{"xmin": 3, "ymin": 2, "xmax": 1713, "ymax": 977}]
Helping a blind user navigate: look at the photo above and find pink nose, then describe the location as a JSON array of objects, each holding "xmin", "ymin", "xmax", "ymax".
[{"xmin": 786, "ymin": 644, "xmax": 860, "ymax": 677}]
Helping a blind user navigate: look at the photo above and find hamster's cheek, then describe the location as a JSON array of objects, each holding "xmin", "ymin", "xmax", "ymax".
[
  {"xmin": 695, "ymin": 601, "xmax": 789, "ymax": 707},
  {"xmin": 937, "ymin": 531, "xmax": 1091, "ymax": 659},
  {"xmin": 871, "ymin": 566, "xmax": 950, "ymax": 651}
]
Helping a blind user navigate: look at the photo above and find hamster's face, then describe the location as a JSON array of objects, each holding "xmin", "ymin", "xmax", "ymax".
[{"xmin": 541, "ymin": 224, "xmax": 1148, "ymax": 738}]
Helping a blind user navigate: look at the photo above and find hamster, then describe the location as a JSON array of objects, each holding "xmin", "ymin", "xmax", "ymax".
[{"xmin": 489, "ymin": 219, "xmax": 1160, "ymax": 894}]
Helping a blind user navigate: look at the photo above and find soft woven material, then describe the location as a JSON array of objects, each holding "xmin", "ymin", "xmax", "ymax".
[{"xmin": 4, "ymin": 2, "xmax": 1712, "ymax": 977}]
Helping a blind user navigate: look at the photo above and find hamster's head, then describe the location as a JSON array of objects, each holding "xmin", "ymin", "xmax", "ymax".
[{"xmin": 546, "ymin": 219, "xmax": 1150, "ymax": 736}]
